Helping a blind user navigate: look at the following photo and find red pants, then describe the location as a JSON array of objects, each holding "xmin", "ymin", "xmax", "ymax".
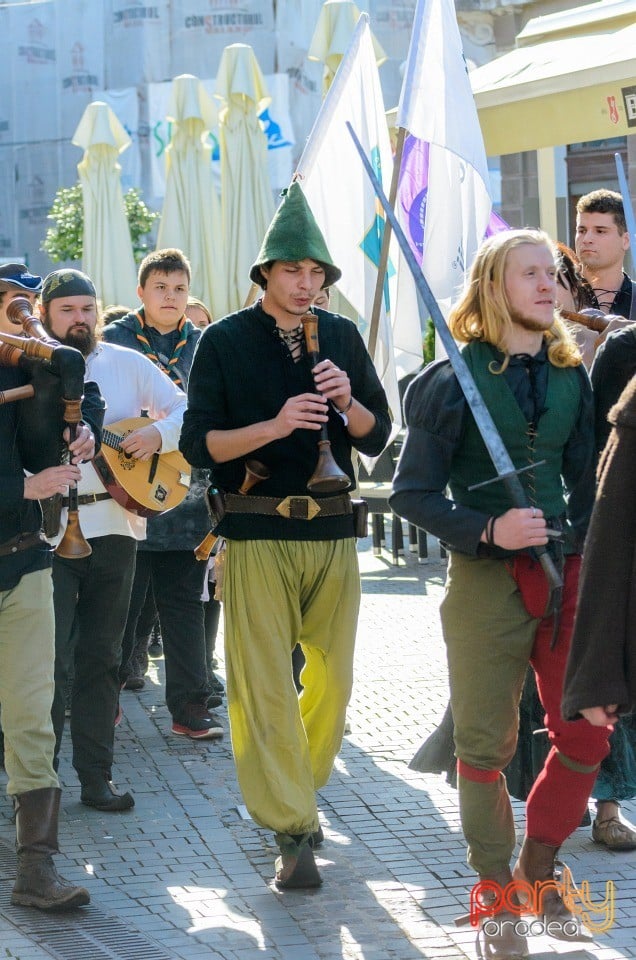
[
  {"xmin": 523, "ymin": 555, "xmax": 610, "ymax": 843},
  {"xmin": 443, "ymin": 553, "xmax": 610, "ymax": 874}
]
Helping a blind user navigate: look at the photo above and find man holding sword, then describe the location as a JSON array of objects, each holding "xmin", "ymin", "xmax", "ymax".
[{"xmin": 391, "ymin": 229, "xmax": 611, "ymax": 959}]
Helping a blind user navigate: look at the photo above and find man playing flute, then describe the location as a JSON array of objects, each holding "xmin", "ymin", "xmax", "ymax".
[{"xmin": 180, "ymin": 182, "xmax": 390, "ymax": 889}]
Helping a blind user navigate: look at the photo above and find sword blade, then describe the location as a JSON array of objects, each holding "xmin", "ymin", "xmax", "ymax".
[{"xmin": 345, "ymin": 121, "xmax": 562, "ymax": 603}]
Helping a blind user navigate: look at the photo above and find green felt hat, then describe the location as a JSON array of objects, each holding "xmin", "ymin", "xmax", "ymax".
[{"xmin": 249, "ymin": 181, "xmax": 341, "ymax": 288}]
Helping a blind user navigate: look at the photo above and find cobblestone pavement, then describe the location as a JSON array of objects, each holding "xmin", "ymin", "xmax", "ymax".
[{"xmin": 1, "ymin": 535, "xmax": 634, "ymax": 960}]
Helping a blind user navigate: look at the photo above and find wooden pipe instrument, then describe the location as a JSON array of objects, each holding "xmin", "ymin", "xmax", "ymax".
[
  {"xmin": 0, "ymin": 341, "xmax": 36, "ymax": 404},
  {"xmin": 559, "ymin": 309, "xmax": 609, "ymax": 334},
  {"xmin": 1, "ymin": 296, "xmax": 93, "ymax": 558},
  {"xmin": 301, "ymin": 313, "xmax": 350, "ymax": 494},
  {"xmin": 238, "ymin": 458, "xmax": 271, "ymax": 494},
  {"xmin": 194, "ymin": 459, "xmax": 271, "ymax": 561},
  {"xmin": 0, "ymin": 382, "xmax": 35, "ymax": 405}
]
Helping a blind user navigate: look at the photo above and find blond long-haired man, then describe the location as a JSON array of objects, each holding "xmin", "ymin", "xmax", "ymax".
[{"xmin": 391, "ymin": 230, "xmax": 611, "ymax": 960}]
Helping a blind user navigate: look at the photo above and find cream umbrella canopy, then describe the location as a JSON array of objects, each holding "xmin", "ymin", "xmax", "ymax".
[
  {"xmin": 156, "ymin": 74, "xmax": 227, "ymax": 320},
  {"xmin": 215, "ymin": 44, "xmax": 275, "ymax": 314},
  {"xmin": 470, "ymin": 24, "xmax": 636, "ymax": 155},
  {"xmin": 308, "ymin": 0, "xmax": 386, "ymax": 96},
  {"xmin": 72, "ymin": 101, "xmax": 137, "ymax": 308}
]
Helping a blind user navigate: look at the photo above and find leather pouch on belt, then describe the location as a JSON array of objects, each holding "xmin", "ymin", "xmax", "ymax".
[
  {"xmin": 205, "ymin": 485, "xmax": 226, "ymax": 527},
  {"xmin": 351, "ymin": 499, "xmax": 369, "ymax": 539}
]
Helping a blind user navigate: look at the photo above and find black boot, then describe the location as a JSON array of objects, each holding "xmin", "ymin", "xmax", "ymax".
[
  {"xmin": 274, "ymin": 832, "xmax": 322, "ymax": 889},
  {"xmin": 11, "ymin": 787, "xmax": 90, "ymax": 910},
  {"xmin": 80, "ymin": 773, "xmax": 134, "ymax": 812}
]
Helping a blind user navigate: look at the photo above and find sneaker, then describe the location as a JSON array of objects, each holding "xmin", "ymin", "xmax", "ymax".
[
  {"xmin": 123, "ymin": 652, "xmax": 146, "ymax": 691},
  {"xmin": 171, "ymin": 704, "xmax": 223, "ymax": 740},
  {"xmin": 148, "ymin": 626, "xmax": 163, "ymax": 659},
  {"xmin": 64, "ymin": 675, "xmax": 73, "ymax": 717}
]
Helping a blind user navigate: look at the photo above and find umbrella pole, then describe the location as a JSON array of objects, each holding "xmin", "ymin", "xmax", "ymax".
[
  {"xmin": 368, "ymin": 126, "xmax": 406, "ymax": 360},
  {"xmin": 243, "ymin": 282, "xmax": 261, "ymax": 309}
]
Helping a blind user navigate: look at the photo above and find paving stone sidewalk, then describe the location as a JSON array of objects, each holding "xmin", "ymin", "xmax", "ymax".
[{"xmin": 0, "ymin": 535, "xmax": 634, "ymax": 960}]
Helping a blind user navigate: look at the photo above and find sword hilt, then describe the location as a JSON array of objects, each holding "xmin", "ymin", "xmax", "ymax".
[{"xmin": 467, "ymin": 460, "xmax": 546, "ymax": 493}]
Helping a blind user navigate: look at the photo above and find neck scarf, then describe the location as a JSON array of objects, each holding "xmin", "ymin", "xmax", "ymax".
[{"xmin": 132, "ymin": 307, "xmax": 195, "ymax": 387}]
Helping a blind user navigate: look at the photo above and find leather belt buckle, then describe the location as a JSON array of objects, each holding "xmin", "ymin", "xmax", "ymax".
[{"xmin": 276, "ymin": 496, "xmax": 321, "ymax": 520}]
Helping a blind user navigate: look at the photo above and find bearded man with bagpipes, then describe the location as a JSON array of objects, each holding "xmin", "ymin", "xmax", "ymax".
[{"xmin": 0, "ymin": 262, "xmax": 103, "ymax": 910}]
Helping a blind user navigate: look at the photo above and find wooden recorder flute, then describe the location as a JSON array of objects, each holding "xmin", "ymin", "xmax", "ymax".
[{"xmin": 301, "ymin": 313, "xmax": 350, "ymax": 494}]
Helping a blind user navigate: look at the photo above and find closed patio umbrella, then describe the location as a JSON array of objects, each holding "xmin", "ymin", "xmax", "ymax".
[
  {"xmin": 215, "ymin": 44, "xmax": 274, "ymax": 314},
  {"xmin": 72, "ymin": 101, "xmax": 137, "ymax": 308},
  {"xmin": 308, "ymin": 0, "xmax": 386, "ymax": 96},
  {"xmin": 156, "ymin": 74, "xmax": 227, "ymax": 320}
]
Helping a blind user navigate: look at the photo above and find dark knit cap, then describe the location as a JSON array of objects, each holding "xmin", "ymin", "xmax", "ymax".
[
  {"xmin": 0, "ymin": 262, "xmax": 42, "ymax": 293},
  {"xmin": 42, "ymin": 269, "xmax": 97, "ymax": 303},
  {"xmin": 249, "ymin": 181, "xmax": 341, "ymax": 288}
]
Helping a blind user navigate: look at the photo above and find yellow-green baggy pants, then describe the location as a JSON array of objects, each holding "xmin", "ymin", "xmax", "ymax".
[{"xmin": 223, "ymin": 538, "xmax": 360, "ymax": 836}]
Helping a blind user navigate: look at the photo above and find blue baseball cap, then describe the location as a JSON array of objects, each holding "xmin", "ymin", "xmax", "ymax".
[{"xmin": 0, "ymin": 262, "xmax": 43, "ymax": 293}]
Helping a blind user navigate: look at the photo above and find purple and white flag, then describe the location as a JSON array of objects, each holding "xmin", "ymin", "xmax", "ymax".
[{"xmin": 396, "ymin": 0, "xmax": 497, "ymax": 320}]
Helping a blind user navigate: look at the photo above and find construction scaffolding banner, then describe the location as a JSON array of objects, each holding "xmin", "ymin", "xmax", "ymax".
[
  {"xmin": 148, "ymin": 72, "xmax": 294, "ymax": 202},
  {"xmin": 171, "ymin": 0, "xmax": 276, "ymax": 76},
  {"xmin": 0, "ymin": 0, "xmax": 415, "ymax": 275},
  {"xmin": 105, "ymin": 0, "xmax": 171, "ymax": 86}
]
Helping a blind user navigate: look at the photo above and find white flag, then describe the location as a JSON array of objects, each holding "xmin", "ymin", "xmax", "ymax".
[
  {"xmin": 295, "ymin": 14, "xmax": 422, "ymax": 438},
  {"xmin": 396, "ymin": 0, "xmax": 493, "ymax": 320}
]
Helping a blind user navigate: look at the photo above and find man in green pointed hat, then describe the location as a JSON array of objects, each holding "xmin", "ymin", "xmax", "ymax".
[{"xmin": 181, "ymin": 181, "xmax": 390, "ymax": 889}]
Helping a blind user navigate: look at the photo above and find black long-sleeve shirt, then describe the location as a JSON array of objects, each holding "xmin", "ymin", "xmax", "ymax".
[
  {"xmin": 390, "ymin": 345, "xmax": 595, "ymax": 557},
  {"xmin": 0, "ymin": 367, "xmax": 50, "ymax": 590},
  {"xmin": 180, "ymin": 302, "xmax": 391, "ymax": 541},
  {"xmin": 1, "ymin": 362, "xmax": 104, "ymax": 591},
  {"xmin": 588, "ymin": 273, "xmax": 636, "ymax": 454},
  {"xmin": 591, "ymin": 325, "xmax": 636, "ymax": 454}
]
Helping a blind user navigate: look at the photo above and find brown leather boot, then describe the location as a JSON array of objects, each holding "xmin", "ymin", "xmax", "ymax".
[
  {"xmin": 463, "ymin": 868, "xmax": 528, "ymax": 959},
  {"xmin": 513, "ymin": 837, "xmax": 591, "ymax": 942},
  {"xmin": 11, "ymin": 787, "xmax": 90, "ymax": 911}
]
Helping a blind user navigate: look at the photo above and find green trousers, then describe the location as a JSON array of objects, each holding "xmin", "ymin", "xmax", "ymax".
[
  {"xmin": 441, "ymin": 552, "xmax": 537, "ymax": 875},
  {"xmin": 223, "ymin": 538, "xmax": 360, "ymax": 836},
  {"xmin": 0, "ymin": 569, "xmax": 59, "ymax": 796}
]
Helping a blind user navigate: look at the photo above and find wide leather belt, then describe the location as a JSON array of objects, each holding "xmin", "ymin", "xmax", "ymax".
[
  {"xmin": 0, "ymin": 531, "xmax": 49, "ymax": 557},
  {"xmin": 62, "ymin": 492, "xmax": 112, "ymax": 507},
  {"xmin": 224, "ymin": 493, "xmax": 352, "ymax": 521}
]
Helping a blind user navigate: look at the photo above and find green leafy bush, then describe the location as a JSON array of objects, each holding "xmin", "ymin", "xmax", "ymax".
[{"xmin": 42, "ymin": 184, "xmax": 158, "ymax": 264}]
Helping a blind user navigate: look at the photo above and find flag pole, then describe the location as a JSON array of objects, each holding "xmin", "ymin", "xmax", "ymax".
[
  {"xmin": 615, "ymin": 152, "xmax": 636, "ymax": 254},
  {"xmin": 368, "ymin": 126, "xmax": 406, "ymax": 360}
]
